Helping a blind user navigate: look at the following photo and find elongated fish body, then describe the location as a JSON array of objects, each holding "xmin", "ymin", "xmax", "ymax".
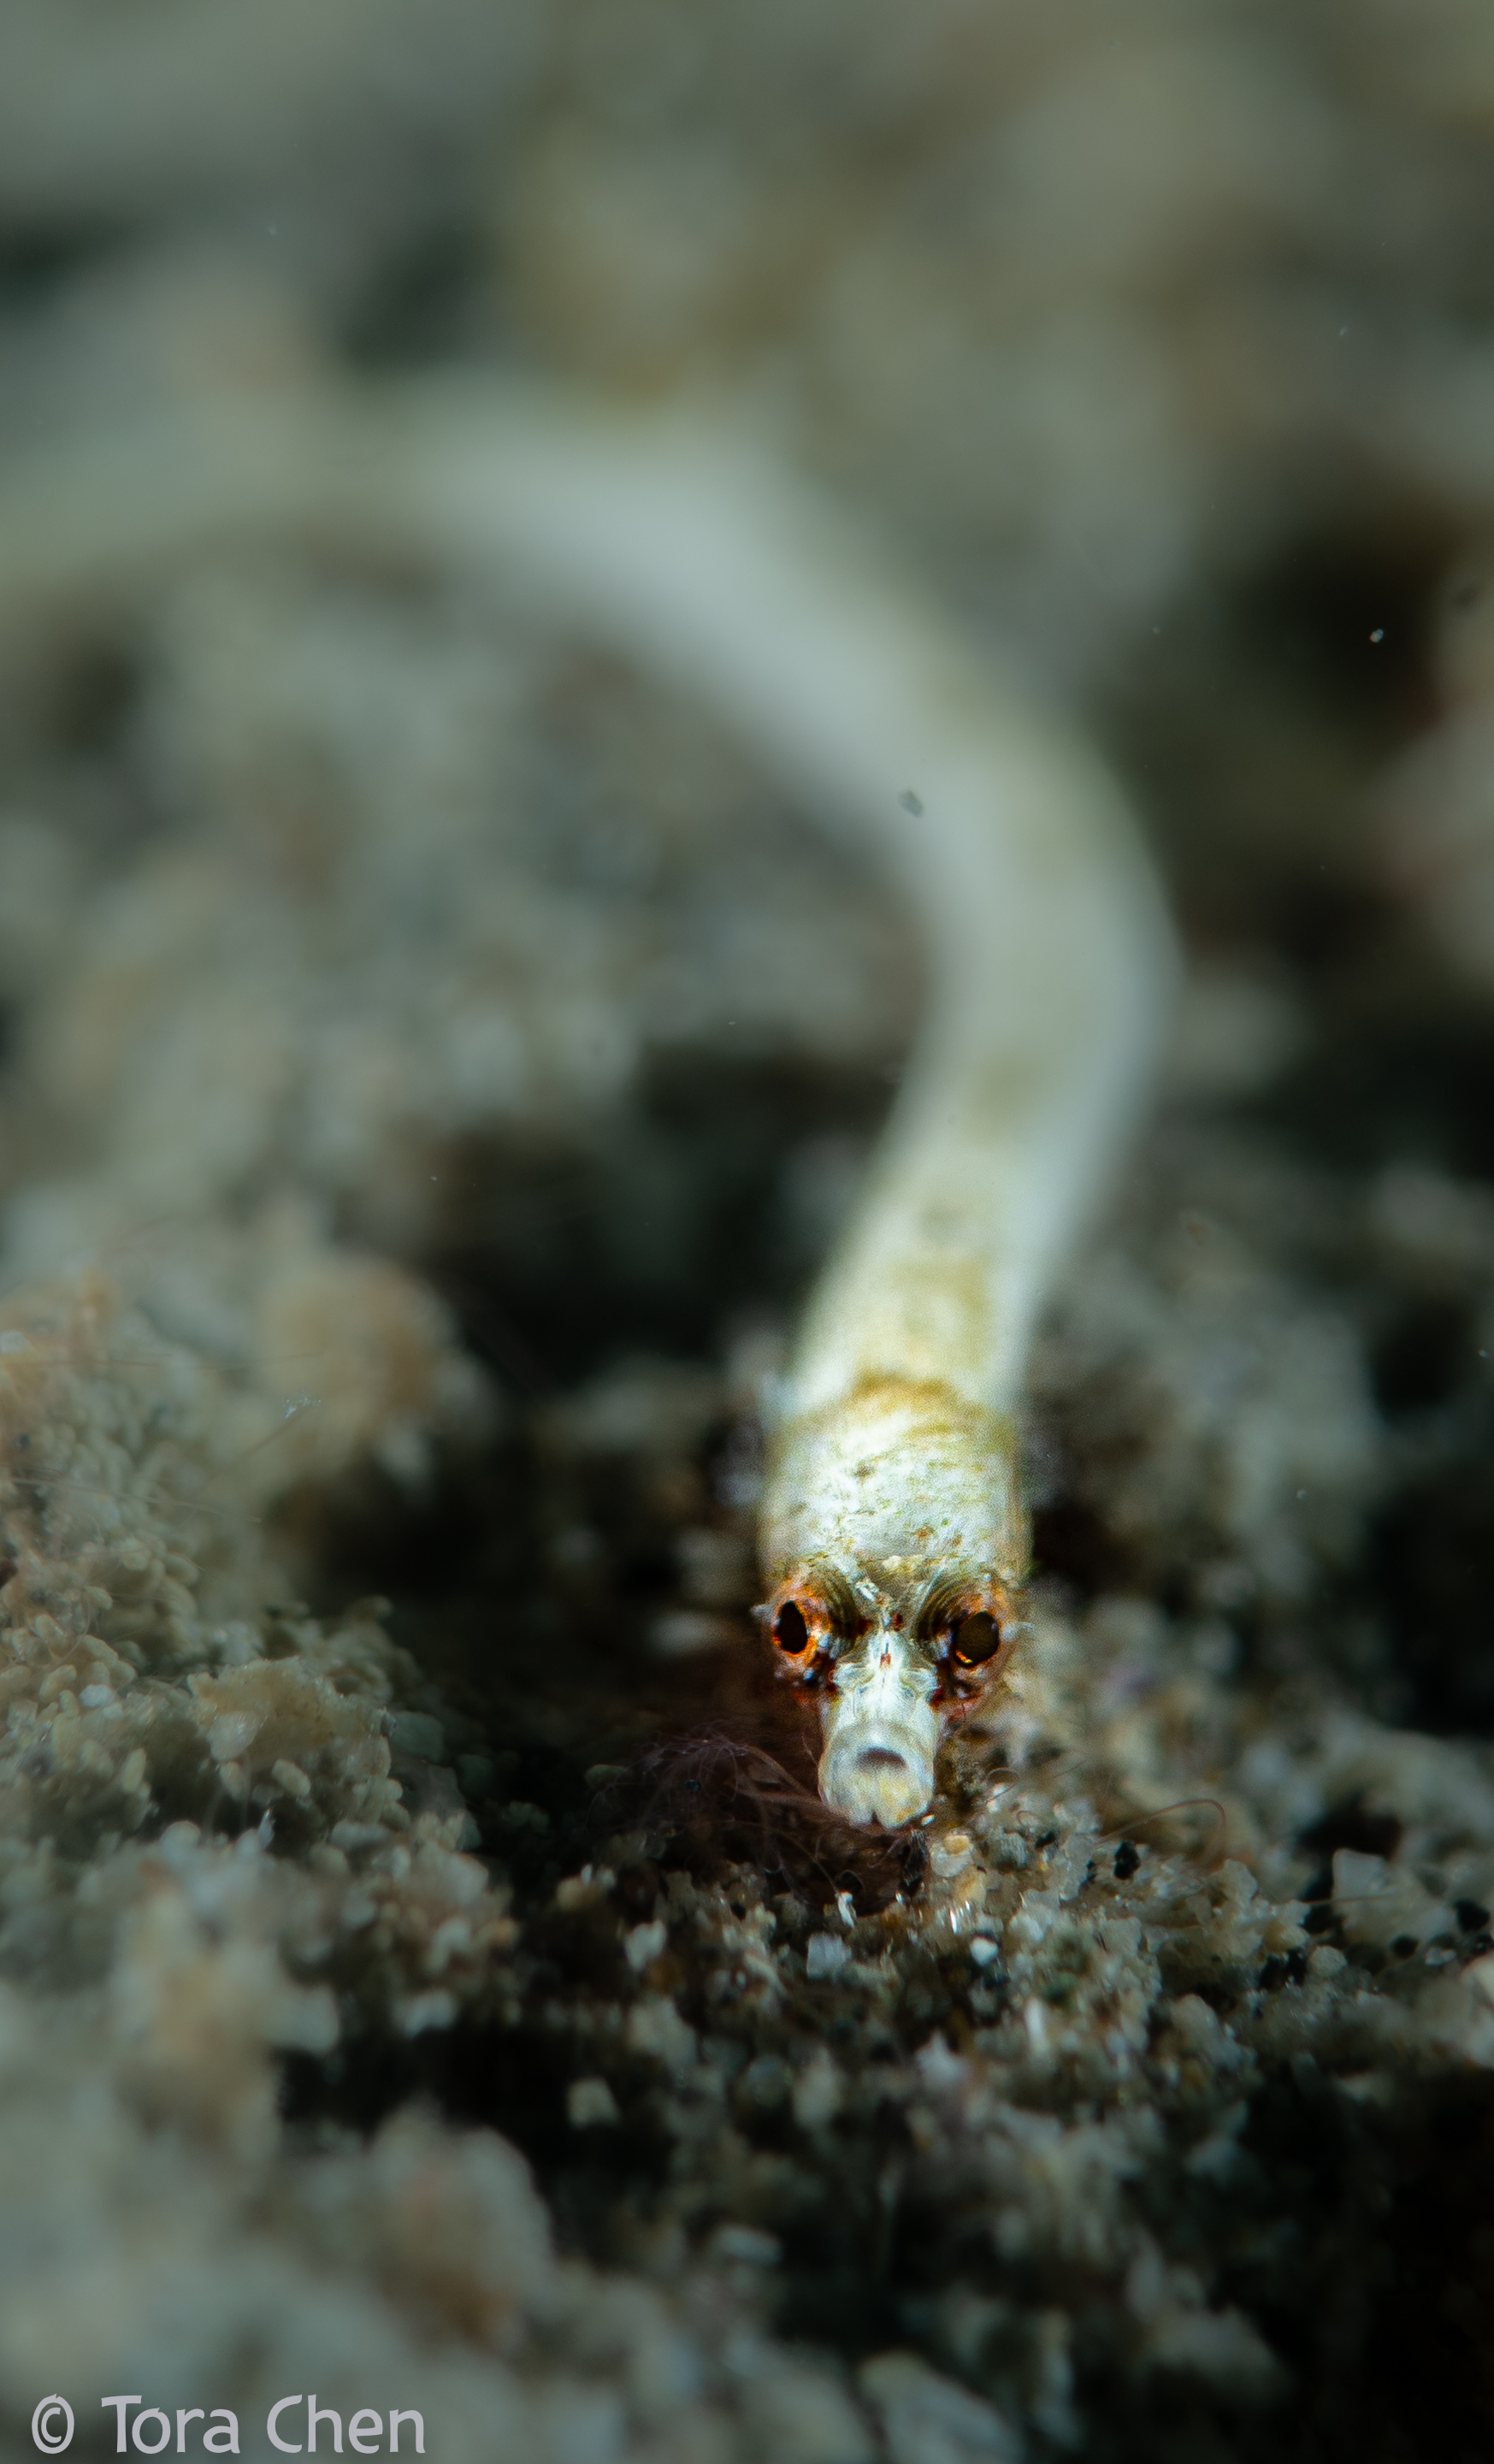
[
  {"xmin": 405, "ymin": 396, "xmax": 1174, "ymax": 1823},
  {"xmin": 0, "ymin": 375, "xmax": 1177, "ymax": 1823}
]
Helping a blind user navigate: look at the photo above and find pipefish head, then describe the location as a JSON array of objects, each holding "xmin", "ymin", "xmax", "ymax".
[
  {"xmin": 761, "ymin": 1565, "xmax": 1016, "ymax": 1829},
  {"xmin": 758, "ymin": 1378, "xmax": 1026, "ymax": 1830}
]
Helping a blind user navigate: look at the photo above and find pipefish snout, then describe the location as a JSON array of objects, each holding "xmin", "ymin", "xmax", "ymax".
[{"xmin": 0, "ymin": 374, "xmax": 1178, "ymax": 1828}]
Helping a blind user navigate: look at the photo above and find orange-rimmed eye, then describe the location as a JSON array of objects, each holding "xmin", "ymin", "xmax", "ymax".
[
  {"xmin": 773, "ymin": 1599, "xmax": 814, "ymax": 1657},
  {"xmin": 949, "ymin": 1610, "xmax": 1003, "ymax": 1668}
]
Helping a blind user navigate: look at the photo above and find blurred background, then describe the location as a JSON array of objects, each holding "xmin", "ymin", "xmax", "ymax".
[
  {"xmin": 5, "ymin": 4, "xmax": 1494, "ymax": 2460},
  {"xmin": 8, "ymin": 0, "xmax": 1494, "ymax": 1268}
]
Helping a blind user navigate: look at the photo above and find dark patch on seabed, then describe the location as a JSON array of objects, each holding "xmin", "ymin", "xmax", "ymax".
[{"xmin": 420, "ymin": 1044, "xmax": 895, "ymax": 1386}]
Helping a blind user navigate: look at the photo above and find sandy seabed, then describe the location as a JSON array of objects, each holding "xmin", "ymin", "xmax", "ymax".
[{"xmin": 5, "ymin": 6, "xmax": 1494, "ymax": 2459}]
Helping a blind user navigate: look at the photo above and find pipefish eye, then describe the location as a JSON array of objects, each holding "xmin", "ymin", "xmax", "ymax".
[
  {"xmin": 949, "ymin": 1610, "xmax": 1003, "ymax": 1668},
  {"xmin": 773, "ymin": 1599, "xmax": 814, "ymax": 1657}
]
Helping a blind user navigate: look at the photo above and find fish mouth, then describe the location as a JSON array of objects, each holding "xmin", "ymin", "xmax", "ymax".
[{"xmin": 818, "ymin": 1716, "xmax": 937, "ymax": 1829}]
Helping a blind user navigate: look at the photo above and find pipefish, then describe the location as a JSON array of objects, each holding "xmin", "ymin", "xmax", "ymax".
[{"xmin": 0, "ymin": 373, "xmax": 1178, "ymax": 1826}]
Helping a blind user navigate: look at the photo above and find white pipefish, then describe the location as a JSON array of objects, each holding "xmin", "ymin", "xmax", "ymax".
[{"xmin": 0, "ymin": 373, "xmax": 1178, "ymax": 1827}]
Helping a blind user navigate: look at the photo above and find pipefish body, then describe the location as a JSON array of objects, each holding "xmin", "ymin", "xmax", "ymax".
[{"xmin": 0, "ymin": 375, "xmax": 1178, "ymax": 1826}]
